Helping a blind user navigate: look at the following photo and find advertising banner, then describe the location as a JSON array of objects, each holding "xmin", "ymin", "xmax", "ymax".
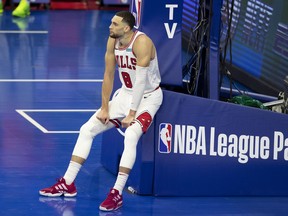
[
  {"xmin": 130, "ymin": 0, "xmax": 183, "ymax": 86},
  {"xmin": 154, "ymin": 90, "xmax": 288, "ymax": 196}
]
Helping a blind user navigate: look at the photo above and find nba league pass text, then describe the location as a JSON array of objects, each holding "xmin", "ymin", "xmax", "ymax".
[{"xmin": 159, "ymin": 123, "xmax": 288, "ymax": 164}]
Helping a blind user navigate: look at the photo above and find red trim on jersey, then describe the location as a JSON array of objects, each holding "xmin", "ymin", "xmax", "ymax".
[
  {"xmin": 117, "ymin": 30, "xmax": 139, "ymax": 51},
  {"xmin": 131, "ymin": 32, "xmax": 145, "ymax": 57},
  {"xmin": 109, "ymin": 119, "xmax": 121, "ymax": 128}
]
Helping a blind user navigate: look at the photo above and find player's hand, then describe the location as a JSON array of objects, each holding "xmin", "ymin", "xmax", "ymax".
[
  {"xmin": 96, "ymin": 109, "xmax": 110, "ymax": 124},
  {"xmin": 121, "ymin": 115, "xmax": 134, "ymax": 128}
]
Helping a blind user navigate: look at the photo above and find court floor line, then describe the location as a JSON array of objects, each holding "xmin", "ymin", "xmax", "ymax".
[
  {"xmin": 17, "ymin": 109, "xmax": 97, "ymax": 112},
  {"xmin": 16, "ymin": 109, "xmax": 96, "ymax": 134},
  {"xmin": 16, "ymin": 109, "xmax": 49, "ymax": 133},
  {"xmin": 0, "ymin": 79, "xmax": 103, "ymax": 82},
  {"xmin": 16, "ymin": 109, "xmax": 126, "ymax": 136},
  {"xmin": 0, "ymin": 30, "xmax": 49, "ymax": 34}
]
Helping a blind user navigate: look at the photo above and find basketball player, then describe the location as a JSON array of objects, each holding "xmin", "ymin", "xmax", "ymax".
[{"xmin": 39, "ymin": 11, "xmax": 163, "ymax": 212}]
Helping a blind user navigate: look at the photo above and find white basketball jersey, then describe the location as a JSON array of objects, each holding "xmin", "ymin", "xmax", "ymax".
[{"xmin": 114, "ymin": 31, "xmax": 161, "ymax": 93}]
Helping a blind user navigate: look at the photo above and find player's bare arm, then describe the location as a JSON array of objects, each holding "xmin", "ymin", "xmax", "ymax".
[
  {"xmin": 121, "ymin": 35, "xmax": 154, "ymax": 128},
  {"xmin": 133, "ymin": 34, "xmax": 155, "ymax": 67},
  {"xmin": 97, "ymin": 37, "xmax": 116, "ymax": 124}
]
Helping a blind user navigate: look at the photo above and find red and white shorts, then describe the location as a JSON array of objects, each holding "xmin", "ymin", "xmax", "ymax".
[
  {"xmin": 107, "ymin": 87, "xmax": 163, "ymax": 133},
  {"xmin": 86, "ymin": 87, "xmax": 163, "ymax": 134}
]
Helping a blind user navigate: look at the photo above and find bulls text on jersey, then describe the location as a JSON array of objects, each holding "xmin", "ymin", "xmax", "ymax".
[{"xmin": 116, "ymin": 55, "xmax": 137, "ymax": 70}]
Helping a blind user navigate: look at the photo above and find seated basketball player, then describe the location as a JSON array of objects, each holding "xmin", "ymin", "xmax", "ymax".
[{"xmin": 39, "ymin": 11, "xmax": 163, "ymax": 212}]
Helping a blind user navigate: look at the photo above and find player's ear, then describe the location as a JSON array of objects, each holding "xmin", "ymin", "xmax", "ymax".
[{"xmin": 124, "ymin": 25, "xmax": 130, "ymax": 33}]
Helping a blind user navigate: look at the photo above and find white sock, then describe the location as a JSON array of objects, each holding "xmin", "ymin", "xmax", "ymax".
[
  {"xmin": 63, "ymin": 161, "xmax": 82, "ymax": 185},
  {"xmin": 113, "ymin": 172, "xmax": 129, "ymax": 195}
]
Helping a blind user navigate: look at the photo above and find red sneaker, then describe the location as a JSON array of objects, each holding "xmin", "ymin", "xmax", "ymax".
[
  {"xmin": 99, "ymin": 189, "xmax": 123, "ymax": 211},
  {"xmin": 39, "ymin": 178, "xmax": 77, "ymax": 197}
]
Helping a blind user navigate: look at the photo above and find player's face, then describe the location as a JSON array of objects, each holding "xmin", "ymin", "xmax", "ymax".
[{"xmin": 109, "ymin": 16, "xmax": 127, "ymax": 39}]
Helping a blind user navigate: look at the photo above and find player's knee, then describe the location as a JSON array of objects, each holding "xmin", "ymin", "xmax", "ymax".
[
  {"xmin": 124, "ymin": 126, "xmax": 141, "ymax": 148},
  {"xmin": 79, "ymin": 120, "xmax": 99, "ymax": 138},
  {"xmin": 79, "ymin": 123, "xmax": 93, "ymax": 137},
  {"xmin": 80, "ymin": 117, "xmax": 109, "ymax": 138},
  {"xmin": 124, "ymin": 127, "xmax": 136, "ymax": 143}
]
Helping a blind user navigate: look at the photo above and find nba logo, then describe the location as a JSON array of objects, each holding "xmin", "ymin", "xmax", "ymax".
[
  {"xmin": 130, "ymin": 0, "xmax": 142, "ymax": 29},
  {"xmin": 158, "ymin": 123, "xmax": 172, "ymax": 153}
]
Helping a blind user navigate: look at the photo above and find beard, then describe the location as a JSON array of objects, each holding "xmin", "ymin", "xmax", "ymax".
[{"xmin": 109, "ymin": 32, "xmax": 121, "ymax": 39}]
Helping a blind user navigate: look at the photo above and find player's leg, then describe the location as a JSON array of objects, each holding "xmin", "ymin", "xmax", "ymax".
[
  {"xmin": 39, "ymin": 89, "xmax": 128, "ymax": 197},
  {"xmin": 39, "ymin": 110, "xmax": 115, "ymax": 197},
  {"xmin": 12, "ymin": 0, "xmax": 30, "ymax": 18},
  {"xmin": 99, "ymin": 88, "xmax": 163, "ymax": 211},
  {"xmin": 63, "ymin": 111, "xmax": 117, "ymax": 182},
  {"xmin": 99, "ymin": 122, "xmax": 143, "ymax": 211},
  {"xmin": 114, "ymin": 109, "xmax": 162, "ymax": 193}
]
